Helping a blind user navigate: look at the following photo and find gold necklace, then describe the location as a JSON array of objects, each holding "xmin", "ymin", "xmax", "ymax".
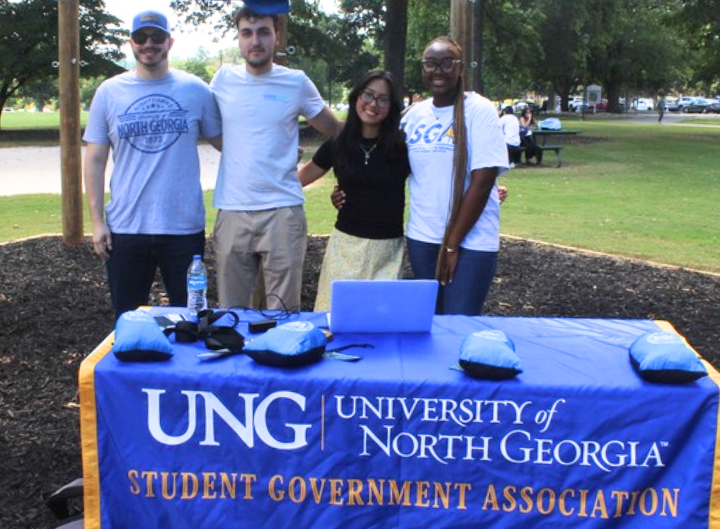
[{"xmin": 359, "ymin": 141, "xmax": 378, "ymax": 165}]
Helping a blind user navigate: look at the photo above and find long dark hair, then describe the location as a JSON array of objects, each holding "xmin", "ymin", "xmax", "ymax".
[{"xmin": 333, "ymin": 70, "xmax": 406, "ymax": 179}]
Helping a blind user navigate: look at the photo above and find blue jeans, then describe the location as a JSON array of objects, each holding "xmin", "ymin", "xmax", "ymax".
[
  {"xmin": 406, "ymin": 237, "xmax": 497, "ymax": 315},
  {"xmin": 106, "ymin": 232, "xmax": 205, "ymax": 318}
]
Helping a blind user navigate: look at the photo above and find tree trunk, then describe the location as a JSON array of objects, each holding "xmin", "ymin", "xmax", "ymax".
[
  {"xmin": 384, "ymin": 0, "xmax": 408, "ymax": 97},
  {"xmin": 605, "ymin": 81, "xmax": 622, "ymax": 113}
]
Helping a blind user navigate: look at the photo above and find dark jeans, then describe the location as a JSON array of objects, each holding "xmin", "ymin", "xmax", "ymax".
[
  {"xmin": 106, "ymin": 232, "xmax": 205, "ymax": 318},
  {"xmin": 507, "ymin": 144, "xmax": 523, "ymax": 165},
  {"xmin": 521, "ymin": 134, "xmax": 542, "ymax": 163},
  {"xmin": 406, "ymin": 237, "xmax": 498, "ymax": 315}
]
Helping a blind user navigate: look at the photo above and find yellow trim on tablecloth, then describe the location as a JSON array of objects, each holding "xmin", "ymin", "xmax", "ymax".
[
  {"xmin": 79, "ymin": 332, "xmax": 114, "ymax": 529},
  {"xmin": 655, "ymin": 320, "xmax": 720, "ymax": 528}
]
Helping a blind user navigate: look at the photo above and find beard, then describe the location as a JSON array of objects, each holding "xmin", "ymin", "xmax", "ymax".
[{"xmin": 133, "ymin": 47, "xmax": 169, "ymax": 69}]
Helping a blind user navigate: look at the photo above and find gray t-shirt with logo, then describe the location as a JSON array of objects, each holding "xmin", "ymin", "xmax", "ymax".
[{"xmin": 84, "ymin": 70, "xmax": 221, "ymax": 235}]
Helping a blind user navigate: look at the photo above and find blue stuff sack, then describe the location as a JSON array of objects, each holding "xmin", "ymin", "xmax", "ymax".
[
  {"xmin": 459, "ymin": 329, "xmax": 523, "ymax": 380},
  {"xmin": 629, "ymin": 331, "xmax": 707, "ymax": 384},
  {"xmin": 112, "ymin": 310, "xmax": 173, "ymax": 362},
  {"xmin": 244, "ymin": 321, "xmax": 327, "ymax": 367},
  {"xmin": 538, "ymin": 117, "xmax": 561, "ymax": 130}
]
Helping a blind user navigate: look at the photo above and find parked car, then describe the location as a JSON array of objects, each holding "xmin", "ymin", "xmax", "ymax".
[
  {"xmin": 676, "ymin": 96, "xmax": 697, "ymax": 111},
  {"xmin": 513, "ymin": 100, "xmax": 540, "ymax": 114},
  {"xmin": 594, "ymin": 99, "xmax": 609, "ymax": 112},
  {"xmin": 707, "ymin": 101, "xmax": 720, "ymax": 114},
  {"xmin": 568, "ymin": 97, "xmax": 584, "ymax": 112},
  {"xmin": 665, "ymin": 98, "xmax": 679, "ymax": 111},
  {"xmin": 633, "ymin": 98, "xmax": 654, "ymax": 111},
  {"xmin": 681, "ymin": 97, "xmax": 711, "ymax": 113}
]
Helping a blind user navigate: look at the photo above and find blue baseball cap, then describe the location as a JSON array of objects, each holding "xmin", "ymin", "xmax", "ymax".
[
  {"xmin": 243, "ymin": 0, "xmax": 290, "ymax": 15},
  {"xmin": 132, "ymin": 11, "xmax": 170, "ymax": 35}
]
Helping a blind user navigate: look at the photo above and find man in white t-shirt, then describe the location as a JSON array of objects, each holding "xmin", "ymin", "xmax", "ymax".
[
  {"xmin": 210, "ymin": 4, "xmax": 339, "ymax": 310},
  {"xmin": 499, "ymin": 106, "xmax": 522, "ymax": 167},
  {"xmin": 83, "ymin": 10, "xmax": 222, "ymax": 319}
]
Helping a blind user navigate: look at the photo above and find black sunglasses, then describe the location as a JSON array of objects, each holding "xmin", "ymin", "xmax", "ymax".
[{"xmin": 132, "ymin": 32, "xmax": 168, "ymax": 45}]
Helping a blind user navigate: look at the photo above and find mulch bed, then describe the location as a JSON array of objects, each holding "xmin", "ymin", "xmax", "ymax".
[{"xmin": 1, "ymin": 235, "xmax": 719, "ymax": 529}]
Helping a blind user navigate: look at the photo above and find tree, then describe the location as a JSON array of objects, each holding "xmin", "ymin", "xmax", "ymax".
[
  {"xmin": 670, "ymin": 0, "xmax": 720, "ymax": 91},
  {"xmin": 0, "ymin": 0, "xmax": 125, "ymax": 129},
  {"xmin": 17, "ymin": 78, "xmax": 58, "ymax": 112},
  {"xmin": 181, "ymin": 49, "xmax": 213, "ymax": 84},
  {"xmin": 404, "ymin": 0, "xmax": 450, "ymax": 98},
  {"xmin": 170, "ymin": 0, "xmax": 378, "ymax": 101},
  {"xmin": 584, "ymin": 0, "xmax": 681, "ymax": 112},
  {"xmin": 480, "ymin": 0, "xmax": 543, "ymax": 101},
  {"xmin": 532, "ymin": 0, "xmax": 592, "ymax": 111}
]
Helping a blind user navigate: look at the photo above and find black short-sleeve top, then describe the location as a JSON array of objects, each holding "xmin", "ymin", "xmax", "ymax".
[{"xmin": 312, "ymin": 137, "xmax": 410, "ymax": 239}]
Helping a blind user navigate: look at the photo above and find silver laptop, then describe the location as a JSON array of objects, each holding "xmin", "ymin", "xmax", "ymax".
[{"xmin": 328, "ymin": 280, "xmax": 439, "ymax": 333}]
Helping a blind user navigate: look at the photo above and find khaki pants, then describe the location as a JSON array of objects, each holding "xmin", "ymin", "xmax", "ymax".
[{"xmin": 214, "ymin": 207, "xmax": 307, "ymax": 310}]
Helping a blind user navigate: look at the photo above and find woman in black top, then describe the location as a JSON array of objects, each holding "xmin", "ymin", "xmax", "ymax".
[{"xmin": 299, "ymin": 70, "xmax": 410, "ymax": 311}]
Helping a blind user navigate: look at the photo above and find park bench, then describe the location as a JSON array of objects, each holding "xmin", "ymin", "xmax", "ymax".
[{"xmin": 536, "ymin": 145, "xmax": 564, "ymax": 168}]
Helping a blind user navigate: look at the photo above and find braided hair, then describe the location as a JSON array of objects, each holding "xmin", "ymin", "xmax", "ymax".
[{"xmin": 424, "ymin": 36, "xmax": 468, "ymax": 278}]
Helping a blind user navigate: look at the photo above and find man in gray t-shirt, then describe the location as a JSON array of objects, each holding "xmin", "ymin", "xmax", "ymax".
[{"xmin": 83, "ymin": 10, "xmax": 222, "ymax": 318}]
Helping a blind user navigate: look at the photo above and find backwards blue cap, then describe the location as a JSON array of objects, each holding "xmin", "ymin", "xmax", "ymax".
[
  {"xmin": 132, "ymin": 11, "xmax": 170, "ymax": 34},
  {"xmin": 242, "ymin": 0, "xmax": 290, "ymax": 15}
]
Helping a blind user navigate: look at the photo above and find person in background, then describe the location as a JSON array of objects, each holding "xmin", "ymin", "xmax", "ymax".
[
  {"xmin": 210, "ymin": 3, "xmax": 339, "ymax": 310},
  {"xmin": 83, "ymin": 10, "xmax": 222, "ymax": 319},
  {"xmin": 519, "ymin": 106, "xmax": 542, "ymax": 164},
  {"xmin": 400, "ymin": 36, "xmax": 507, "ymax": 315},
  {"xmin": 499, "ymin": 106, "xmax": 522, "ymax": 168},
  {"xmin": 657, "ymin": 96, "xmax": 666, "ymax": 124},
  {"xmin": 299, "ymin": 71, "xmax": 410, "ymax": 311}
]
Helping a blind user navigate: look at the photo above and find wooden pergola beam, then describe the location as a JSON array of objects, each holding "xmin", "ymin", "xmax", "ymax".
[{"xmin": 58, "ymin": 0, "xmax": 83, "ymax": 245}]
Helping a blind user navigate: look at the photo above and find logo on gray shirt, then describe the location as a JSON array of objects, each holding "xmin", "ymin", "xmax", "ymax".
[{"xmin": 117, "ymin": 94, "xmax": 189, "ymax": 153}]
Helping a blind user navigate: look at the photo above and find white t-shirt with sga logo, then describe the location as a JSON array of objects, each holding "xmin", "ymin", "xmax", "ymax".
[{"xmin": 401, "ymin": 92, "xmax": 508, "ymax": 252}]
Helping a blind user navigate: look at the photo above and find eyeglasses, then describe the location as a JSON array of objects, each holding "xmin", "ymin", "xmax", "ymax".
[
  {"xmin": 359, "ymin": 90, "xmax": 391, "ymax": 109},
  {"xmin": 131, "ymin": 32, "xmax": 168, "ymax": 45},
  {"xmin": 421, "ymin": 58, "xmax": 462, "ymax": 74}
]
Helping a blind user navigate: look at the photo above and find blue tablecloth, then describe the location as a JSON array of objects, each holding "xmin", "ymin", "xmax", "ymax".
[{"xmin": 80, "ymin": 310, "xmax": 720, "ymax": 529}]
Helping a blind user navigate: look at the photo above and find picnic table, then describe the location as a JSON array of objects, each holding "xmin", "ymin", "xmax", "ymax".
[{"xmin": 532, "ymin": 129, "xmax": 581, "ymax": 167}]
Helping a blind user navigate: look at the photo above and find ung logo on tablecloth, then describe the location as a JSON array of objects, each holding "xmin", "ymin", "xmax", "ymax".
[{"xmin": 143, "ymin": 389, "xmax": 310, "ymax": 449}]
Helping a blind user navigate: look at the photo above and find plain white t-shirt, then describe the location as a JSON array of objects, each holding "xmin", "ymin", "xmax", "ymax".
[
  {"xmin": 499, "ymin": 113, "xmax": 521, "ymax": 147},
  {"xmin": 210, "ymin": 64, "xmax": 326, "ymax": 211}
]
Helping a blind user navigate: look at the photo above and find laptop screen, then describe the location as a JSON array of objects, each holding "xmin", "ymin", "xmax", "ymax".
[{"xmin": 328, "ymin": 280, "xmax": 439, "ymax": 333}]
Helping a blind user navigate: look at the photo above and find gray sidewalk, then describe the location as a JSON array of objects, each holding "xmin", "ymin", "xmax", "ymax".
[{"xmin": 0, "ymin": 143, "xmax": 221, "ymax": 196}]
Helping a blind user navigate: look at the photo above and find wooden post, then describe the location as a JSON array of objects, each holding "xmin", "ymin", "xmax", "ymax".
[
  {"xmin": 471, "ymin": 0, "xmax": 484, "ymax": 94},
  {"xmin": 450, "ymin": 0, "xmax": 472, "ymax": 91},
  {"xmin": 275, "ymin": 14, "xmax": 289, "ymax": 66},
  {"xmin": 58, "ymin": 0, "xmax": 84, "ymax": 245}
]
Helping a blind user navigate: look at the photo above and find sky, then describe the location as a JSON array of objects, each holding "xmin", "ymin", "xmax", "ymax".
[{"xmin": 103, "ymin": 0, "xmax": 338, "ymax": 59}]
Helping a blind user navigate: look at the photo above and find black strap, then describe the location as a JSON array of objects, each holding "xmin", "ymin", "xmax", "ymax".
[
  {"xmin": 165, "ymin": 310, "xmax": 244, "ymax": 353},
  {"xmin": 324, "ymin": 343, "xmax": 374, "ymax": 362},
  {"xmin": 326, "ymin": 344, "xmax": 375, "ymax": 353}
]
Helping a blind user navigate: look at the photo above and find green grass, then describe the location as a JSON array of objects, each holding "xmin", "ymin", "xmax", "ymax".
[
  {"xmin": 2, "ymin": 119, "xmax": 720, "ymax": 273},
  {"xmin": 499, "ymin": 120, "xmax": 720, "ymax": 271},
  {"xmin": 0, "ymin": 110, "xmax": 90, "ymax": 130},
  {"xmin": 676, "ymin": 118, "xmax": 720, "ymax": 126}
]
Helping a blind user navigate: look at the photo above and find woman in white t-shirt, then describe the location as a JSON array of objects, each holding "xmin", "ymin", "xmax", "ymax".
[{"xmin": 400, "ymin": 36, "xmax": 508, "ymax": 315}]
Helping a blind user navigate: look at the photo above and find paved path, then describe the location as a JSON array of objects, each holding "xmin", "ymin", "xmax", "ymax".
[
  {"xmin": 1, "ymin": 113, "xmax": 717, "ymax": 196},
  {"xmin": 0, "ymin": 143, "xmax": 221, "ymax": 197}
]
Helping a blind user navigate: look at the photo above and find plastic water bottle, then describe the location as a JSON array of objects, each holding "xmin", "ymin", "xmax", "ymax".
[{"xmin": 187, "ymin": 255, "xmax": 207, "ymax": 319}]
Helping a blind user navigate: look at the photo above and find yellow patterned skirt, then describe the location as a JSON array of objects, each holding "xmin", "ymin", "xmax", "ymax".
[{"xmin": 314, "ymin": 229, "xmax": 405, "ymax": 312}]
